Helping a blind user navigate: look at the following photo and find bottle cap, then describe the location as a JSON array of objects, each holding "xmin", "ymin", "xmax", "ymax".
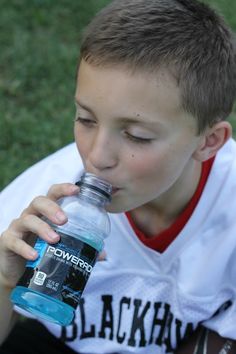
[{"xmin": 76, "ymin": 172, "xmax": 112, "ymax": 201}]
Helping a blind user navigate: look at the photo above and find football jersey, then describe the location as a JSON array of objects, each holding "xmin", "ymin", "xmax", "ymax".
[{"xmin": 1, "ymin": 139, "xmax": 236, "ymax": 353}]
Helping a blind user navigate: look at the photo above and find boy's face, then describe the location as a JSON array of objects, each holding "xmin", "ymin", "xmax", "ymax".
[{"xmin": 74, "ymin": 60, "xmax": 203, "ymax": 213}]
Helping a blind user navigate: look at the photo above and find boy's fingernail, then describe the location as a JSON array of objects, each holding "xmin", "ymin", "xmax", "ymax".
[
  {"xmin": 48, "ymin": 230, "xmax": 59, "ymax": 240},
  {"xmin": 70, "ymin": 185, "xmax": 79, "ymax": 193},
  {"xmin": 55, "ymin": 211, "xmax": 67, "ymax": 222},
  {"xmin": 29, "ymin": 249, "xmax": 38, "ymax": 258}
]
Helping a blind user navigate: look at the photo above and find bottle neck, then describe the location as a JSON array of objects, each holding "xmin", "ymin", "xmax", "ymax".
[
  {"xmin": 78, "ymin": 187, "xmax": 108, "ymax": 207},
  {"xmin": 76, "ymin": 172, "xmax": 112, "ymax": 207}
]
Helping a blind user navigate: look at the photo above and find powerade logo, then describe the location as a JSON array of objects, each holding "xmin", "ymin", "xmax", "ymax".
[{"xmin": 47, "ymin": 246, "xmax": 93, "ymax": 273}]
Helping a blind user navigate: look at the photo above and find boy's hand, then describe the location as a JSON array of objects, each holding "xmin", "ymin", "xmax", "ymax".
[
  {"xmin": 175, "ymin": 326, "xmax": 236, "ymax": 353},
  {"xmin": 0, "ymin": 183, "xmax": 79, "ymax": 289}
]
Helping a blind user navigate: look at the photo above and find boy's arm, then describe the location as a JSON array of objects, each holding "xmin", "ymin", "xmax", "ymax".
[
  {"xmin": 0, "ymin": 182, "xmax": 78, "ymax": 345},
  {"xmin": 0, "ymin": 276, "xmax": 19, "ymax": 345},
  {"xmin": 175, "ymin": 326, "xmax": 236, "ymax": 353}
]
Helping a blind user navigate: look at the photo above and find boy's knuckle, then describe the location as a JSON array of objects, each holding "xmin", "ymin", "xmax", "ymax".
[
  {"xmin": 5, "ymin": 235, "xmax": 18, "ymax": 252},
  {"xmin": 31, "ymin": 195, "xmax": 45, "ymax": 207},
  {"xmin": 23, "ymin": 196, "xmax": 45, "ymax": 214},
  {"xmin": 11, "ymin": 241, "xmax": 23, "ymax": 256},
  {"xmin": 8, "ymin": 218, "xmax": 19, "ymax": 229},
  {"xmin": 47, "ymin": 184, "xmax": 60, "ymax": 196},
  {"xmin": 21, "ymin": 214, "xmax": 33, "ymax": 225},
  {"xmin": 0, "ymin": 229, "xmax": 10, "ymax": 243},
  {"xmin": 47, "ymin": 183, "xmax": 74, "ymax": 199}
]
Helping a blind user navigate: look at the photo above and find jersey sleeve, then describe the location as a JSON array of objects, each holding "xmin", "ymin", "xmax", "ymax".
[{"xmin": 0, "ymin": 143, "xmax": 82, "ymax": 234}]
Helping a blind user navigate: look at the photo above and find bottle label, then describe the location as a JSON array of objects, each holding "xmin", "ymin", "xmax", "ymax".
[{"xmin": 17, "ymin": 231, "xmax": 98, "ymax": 309}]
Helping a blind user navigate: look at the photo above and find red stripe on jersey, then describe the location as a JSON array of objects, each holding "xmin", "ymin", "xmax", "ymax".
[{"xmin": 126, "ymin": 157, "xmax": 215, "ymax": 252}]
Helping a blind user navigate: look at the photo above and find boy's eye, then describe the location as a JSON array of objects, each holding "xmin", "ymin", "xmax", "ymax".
[
  {"xmin": 75, "ymin": 116, "xmax": 96, "ymax": 126},
  {"xmin": 125, "ymin": 131, "xmax": 153, "ymax": 144}
]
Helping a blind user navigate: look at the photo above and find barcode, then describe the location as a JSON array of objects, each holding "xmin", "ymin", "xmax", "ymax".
[{"xmin": 34, "ymin": 271, "xmax": 47, "ymax": 286}]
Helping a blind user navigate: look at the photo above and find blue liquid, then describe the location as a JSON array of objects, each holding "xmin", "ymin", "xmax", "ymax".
[
  {"xmin": 10, "ymin": 228, "xmax": 103, "ymax": 326},
  {"xmin": 11, "ymin": 286, "xmax": 74, "ymax": 326}
]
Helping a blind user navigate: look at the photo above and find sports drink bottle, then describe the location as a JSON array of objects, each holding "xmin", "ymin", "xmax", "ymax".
[{"xmin": 11, "ymin": 172, "xmax": 112, "ymax": 326}]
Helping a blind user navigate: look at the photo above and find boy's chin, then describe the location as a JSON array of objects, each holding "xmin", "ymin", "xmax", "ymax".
[
  {"xmin": 105, "ymin": 205, "xmax": 125, "ymax": 214},
  {"xmin": 105, "ymin": 202, "xmax": 131, "ymax": 214}
]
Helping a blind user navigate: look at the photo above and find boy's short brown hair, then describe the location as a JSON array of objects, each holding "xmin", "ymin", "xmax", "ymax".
[{"xmin": 80, "ymin": 0, "xmax": 236, "ymax": 133}]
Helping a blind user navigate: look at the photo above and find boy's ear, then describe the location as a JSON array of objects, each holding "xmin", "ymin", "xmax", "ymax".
[{"xmin": 193, "ymin": 121, "xmax": 232, "ymax": 162}]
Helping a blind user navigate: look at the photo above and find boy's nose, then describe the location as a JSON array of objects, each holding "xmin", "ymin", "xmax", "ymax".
[{"xmin": 87, "ymin": 130, "xmax": 118, "ymax": 172}]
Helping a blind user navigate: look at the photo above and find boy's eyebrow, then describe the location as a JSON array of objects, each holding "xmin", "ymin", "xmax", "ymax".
[
  {"xmin": 74, "ymin": 98, "xmax": 159, "ymax": 125},
  {"xmin": 74, "ymin": 99, "xmax": 95, "ymax": 115}
]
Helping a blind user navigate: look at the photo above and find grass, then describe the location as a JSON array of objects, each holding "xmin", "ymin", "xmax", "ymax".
[
  {"xmin": 0, "ymin": 0, "xmax": 111, "ymax": 190},
  {"xmin": 0, "ymin": 0, "xmax": 236, "ymax": 190}
]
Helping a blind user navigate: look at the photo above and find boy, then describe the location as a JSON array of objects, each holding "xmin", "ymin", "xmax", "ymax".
[{"xmin": 0, "ymin": 0, "xmax": 236, "ymax": 352}]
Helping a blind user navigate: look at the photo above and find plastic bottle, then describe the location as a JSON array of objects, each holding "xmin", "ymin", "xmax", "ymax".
[{"xmin": 10, "ymin": 172, "xmax": 112, "ymax": 326}]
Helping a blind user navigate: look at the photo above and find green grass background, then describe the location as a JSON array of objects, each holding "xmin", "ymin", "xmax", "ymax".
[{"xmin": 0, "ymin": 0, "xmax": 236, "ymax": 190}]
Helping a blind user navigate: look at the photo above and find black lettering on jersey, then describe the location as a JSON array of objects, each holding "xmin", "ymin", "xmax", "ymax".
[
  {"xmin": 60, "ymin": 294, "xmax": 195, "ymax": 351},
  {"xmin": 174, "ymin": 317, "xmax": 182, "ymax": 349},
  {"xmin": 98, "ymin": 295, "xmax": 114, "ymax": 340},
  {"xmin": 149, "ymin": 302, "xmax": 170, "ymax": 345},
  {"xmin": 128, "ymin": 299, "xmax": 151, "ymax": 347},
  {"xmin": 117, "ymin": 297, "xmax": 131, "ymax": 344},
  {"xmin": 164, "ymin": 315, "xmax": 195, "ymax": 352},
  {"xmin": 60, "ymin": 316, "xmax": 78, "ymax": 342},
  {"xmin": 79, "ymin": 297, "xmax": 96, "ymax": 339},
  {"xmin": 163, "ymin": 311, "xmax": 174, "ymax": 352}
]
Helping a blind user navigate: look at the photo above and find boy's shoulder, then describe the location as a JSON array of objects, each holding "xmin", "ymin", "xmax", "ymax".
[
  {"xmin": 217, "ymin": 137, "xmax": 236, "ymax": 162},
  {"xmin": 0, "ymin": 143, "xmax": 83, "ymax": 232},
  {"xmin": 210, "ymin": 138, "xmax": 236, "ymax": 184},
  {"xmin": 199, "ymin": 138, "xmax": 236, "ymax": 216},
  {"xmin": 1, "ymin": 142, "xmax": 81, "ymax": 192}
]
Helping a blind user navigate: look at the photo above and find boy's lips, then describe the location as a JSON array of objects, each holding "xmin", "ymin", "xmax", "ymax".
[{"xmin": 112, "ymin": 186, "xmax": 121, "ymax": 194}]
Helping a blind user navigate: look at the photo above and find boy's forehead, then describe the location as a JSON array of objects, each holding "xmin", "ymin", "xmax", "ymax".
[
  {"xmin": 77, "ymin": 60, "xmax": 180, "ymax": 99},
  {"xmin": 77, "ymin": 59, "xmax": 177, "ymax": 82},
  {"xmin": 77, "ymin": 60, "xmax": 181, "ymax": 105}
]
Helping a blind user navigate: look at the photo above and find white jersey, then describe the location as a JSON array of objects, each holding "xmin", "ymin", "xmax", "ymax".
[{"xmin": 1, "ymin": 140, "xmax": 236, "ymax": 353}]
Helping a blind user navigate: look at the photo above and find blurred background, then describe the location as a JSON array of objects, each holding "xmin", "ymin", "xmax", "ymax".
[{"xmin": 0, "ymin": 0, "xmax": 236, "ymax": 190}]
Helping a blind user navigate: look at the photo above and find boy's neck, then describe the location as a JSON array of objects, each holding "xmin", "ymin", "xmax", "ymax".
[{"xmin": 129, "ymin": 160, "xmax": 202, "ymax": 237}]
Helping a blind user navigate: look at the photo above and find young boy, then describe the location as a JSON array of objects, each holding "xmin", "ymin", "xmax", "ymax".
[{"xmin": 0, "ymin": 0, "xmax": 236, "ymax": 353}]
